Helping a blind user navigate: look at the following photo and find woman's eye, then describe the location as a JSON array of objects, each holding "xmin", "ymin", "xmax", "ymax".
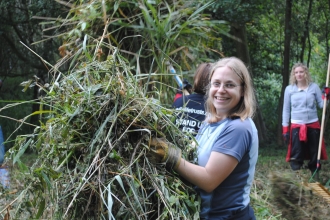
[
  {"xmin": 225, "ymin": 83, "xmax": 235, "ymax": 88},
  {"xmin": 212, "ymin": 82, "xmax": 220, "ymax": 87}
]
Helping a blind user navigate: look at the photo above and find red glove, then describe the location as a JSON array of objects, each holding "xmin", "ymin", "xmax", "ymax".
[
  {"xmin": 282, "ymin": 126, "xmax": 290, "ymax": 145},
  {"xmin": 322, "ymin": 86, "xmax": 330, "ymax": 100}
]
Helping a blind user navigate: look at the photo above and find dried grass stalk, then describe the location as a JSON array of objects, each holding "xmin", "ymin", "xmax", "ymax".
[{"xmin": 269, "ymin": 171, "xmax": 330, "ymax": 220}]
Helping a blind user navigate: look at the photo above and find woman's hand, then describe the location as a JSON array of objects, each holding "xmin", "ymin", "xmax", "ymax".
[{"xmin": 148, "ymin": 137, "xmax": 182, "ymax": 169}]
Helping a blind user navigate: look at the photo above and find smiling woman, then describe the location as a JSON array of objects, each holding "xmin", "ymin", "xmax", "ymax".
[{"xmin": 149, "ymin": 57, "xmax": 259, "ymax": 220}]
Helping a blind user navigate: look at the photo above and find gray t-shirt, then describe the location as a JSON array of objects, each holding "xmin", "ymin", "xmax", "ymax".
[{"xmin": 195, "ymin": 117, "xmax": 258, "ymax": 219}]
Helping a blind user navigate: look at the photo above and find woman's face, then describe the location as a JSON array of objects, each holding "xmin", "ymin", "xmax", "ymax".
[
  {"xmin": 209, "ymin": 66, "xmax": 243, "ymax": 120},
  {"xmin": 294, "ymin": 66, "xmax": 306, "ymax": 83}
]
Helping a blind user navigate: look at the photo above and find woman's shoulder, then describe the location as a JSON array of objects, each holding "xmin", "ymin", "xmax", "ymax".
[
  {"xmin": 222, "ymin": 118, "xmax": 257, "ymax": 141},
  {"xmin": 227, "ymin": 118, "xmax": 254, "ymax": 132},
  {"xmin": 309, "ymin": 82, "xmax": 320, "ymax": 89},
  {"xmin": 284, "ymin": 84, "xmax": 298, "ymax": 94},
  {"xmin": 285, "ymin": 84, "xmax": 295, "ymax": 90}
]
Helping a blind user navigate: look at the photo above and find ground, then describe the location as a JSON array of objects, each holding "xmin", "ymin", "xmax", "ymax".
[{"xmin": 1, "ymin": 146, "xmax": 330, "ymax": 219}]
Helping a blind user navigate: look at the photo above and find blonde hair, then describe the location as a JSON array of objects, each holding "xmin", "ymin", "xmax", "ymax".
[
  {"xmin": 289, "ymin": 62, "xmax": 312, "ymax": 85},
  {"xmin": 205, "ymin": 57, "xmax": 256, "ymax": 123}
]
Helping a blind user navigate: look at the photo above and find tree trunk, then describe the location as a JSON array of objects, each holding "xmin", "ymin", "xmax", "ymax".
[
  {"xmin": 278, "ymin": 0, "xmax": 293, "ymax": 146},
  {"xmin": 300, "ymin": 0, "xmax": 313, "ymax": 65},
  {"xmin": 230, "ymin": 23, "xmax": 267, "ymax": 143}
]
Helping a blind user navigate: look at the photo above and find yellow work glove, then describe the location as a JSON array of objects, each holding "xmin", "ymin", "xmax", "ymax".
[{"xmin": 149, "ymin": 137, "xmax": 182, "ymax": 169}]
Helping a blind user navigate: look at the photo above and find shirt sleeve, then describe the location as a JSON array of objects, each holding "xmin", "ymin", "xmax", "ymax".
[
  {"xmin": 211, "ymin": 119, "xmax": 252, "ymax": 162},
  {"xmin": 314, "ymin": 83, "xmax": 324, "ymax": 109},
  {"xmin": 282, "ymin": 85, "xmax": 291, "ymax": 126}
]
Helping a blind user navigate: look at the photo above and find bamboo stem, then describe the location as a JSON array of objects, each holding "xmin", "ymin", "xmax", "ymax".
[{"xmin": 317, "ymin": 54, "xmax": 330, "ymax": 164}]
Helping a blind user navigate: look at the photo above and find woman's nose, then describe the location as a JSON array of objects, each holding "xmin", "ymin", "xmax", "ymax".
[{"xmin": 217, "ymin": 84, "xmax": 227, "ymax": 92}]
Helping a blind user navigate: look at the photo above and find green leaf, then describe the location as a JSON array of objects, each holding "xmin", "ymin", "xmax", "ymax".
[
  {"xmin": 35, "ymin": 199, "xmax": 46, "ymax": 219},
  {"xmin": 13, "ymin": 138, "xmax": 33, "ymax": 164},
  {"xmin": 17, "ymin": 159, "xmax": 29, "ymax": 172},
  {"xmin": 41, "ymin": 170, "xmax": 52, "ymax": 191}
]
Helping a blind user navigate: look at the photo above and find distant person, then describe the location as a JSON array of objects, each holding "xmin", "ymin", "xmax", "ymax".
[
  {"xmin": 173, "ymin": 63, "xmax": 212, "ymax": 136},
  {"xmin": 282, "ymin": 62, "xmax": 329, "ymax": 176}
]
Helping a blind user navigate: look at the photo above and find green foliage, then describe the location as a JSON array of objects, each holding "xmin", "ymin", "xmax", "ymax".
[
  {"xmin": 211, "ymin": 0, "xmax": 269, "ymax": 23},
  {"xmin": 0, "ymin": 77, "xmax": 35, "ymax": 150},
  {"xmin": 56, "ymin": 0, "xmax": 228, "ymax": 105},
  {"xmin": 5, "ymin": 50, "xmax": 199, "ymax": 219},
  {"xmin": 254, "ymin": 73, "xmax": 282, "ymax": 135},
  {"xmin": 0, "ymin": 0, "xmax": 231, "ymax": 217},
  {"xmin": 0, "ymin": 0, "xmax": 66, "ymax": 151}
]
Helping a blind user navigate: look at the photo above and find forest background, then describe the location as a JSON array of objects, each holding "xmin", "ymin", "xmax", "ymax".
[
  {"xmin": 2, "ymin": 0, "xmax": 330, "ymax": 148},
  {"xmin": 1, "ymin": 0, "xmax": 330, "ymax": 219}
]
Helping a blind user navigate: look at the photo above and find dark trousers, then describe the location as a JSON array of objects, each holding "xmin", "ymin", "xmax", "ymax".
[
  {"xmin": 290, "ymin": 127, "xmax": 320, "ymax": 172},
  {"xmin": 201, "ymin": 204, "xmax": 256, "ymax": 220},
  {"xmin": 228, "ymin": 205, "xmax": 256, "ymax": 220}
]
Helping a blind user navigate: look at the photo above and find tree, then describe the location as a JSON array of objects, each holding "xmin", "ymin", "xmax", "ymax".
[
  {"xmin": 278, "ymin": 0, "xmax": 293, "ymax": 145},
  {"xmin": 0, "ymin": 0, "xmax": 64, "ymax": 145}
]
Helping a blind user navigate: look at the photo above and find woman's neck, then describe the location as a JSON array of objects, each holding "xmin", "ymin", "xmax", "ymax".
[
  {"xmin": 215, "ymin": 113, "xmax": 227, "ymax": 122},
  {"xmin": 297, "ymin": 81, "xmax": 308, "ymax": 89}
]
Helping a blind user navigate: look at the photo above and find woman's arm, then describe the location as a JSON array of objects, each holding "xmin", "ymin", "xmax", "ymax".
[
  {"xmin": 315, "ymin": 83, "xmax": 324, "ymax": 108},
  {"xmin": 282, "ymin": 86, "xmax": 291, "ymax": 126},
  {"xmin": 175, "ymin": 152, "xmax": 238, "ymax": 193}
]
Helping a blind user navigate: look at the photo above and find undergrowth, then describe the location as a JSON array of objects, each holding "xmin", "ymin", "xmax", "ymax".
[{"xmin": 3, "ymin": 145, "xmax": 330, "ymax": 219}]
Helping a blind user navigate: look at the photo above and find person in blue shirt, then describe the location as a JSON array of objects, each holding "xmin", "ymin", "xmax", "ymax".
[
  {"xmin": 282, "ymin": 62, "xmax": 328, "ymax": 175},
  {"xmin": 150, "ymin": 57, "xmax": 258, "ymax": 220},
  {"xmin": 173, "ymin": 63, "xmax": 212, "ymax": 136}
]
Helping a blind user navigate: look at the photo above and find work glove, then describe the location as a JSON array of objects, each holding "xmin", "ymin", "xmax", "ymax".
[
  {"xmin": 148, "ymin": 137, "xmax": 182, "ymax": 169},
  {"xmin": 282, "ymin": 126, "xmax": 290, "ymax": 145},
  {"xmin": 322, "ymin": 86, "xmax": 330, "ymax": 100}
]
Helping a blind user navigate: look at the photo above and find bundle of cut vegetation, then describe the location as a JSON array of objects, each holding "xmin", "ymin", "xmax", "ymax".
[
  {"xmin": 0, "ymin": 0, "xmax": 229, "ymax": 218},
  {"xmin": 3, "ymin": 51, "xmax": 199, "ymax": 219},
  {"xmin": 269, "ymin": 171, "xmax": 330, "ymax": 220}
]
